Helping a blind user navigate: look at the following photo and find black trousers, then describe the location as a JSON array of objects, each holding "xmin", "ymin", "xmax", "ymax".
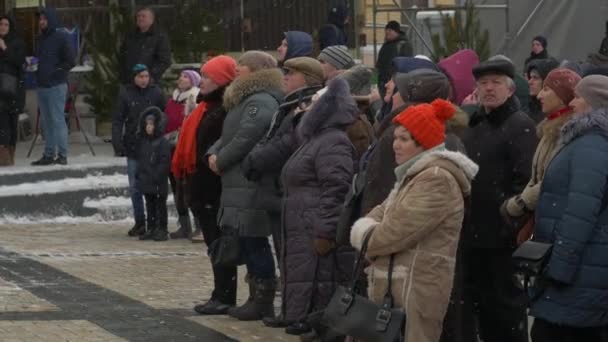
[
  {"xmin": 144, "ymin": 193, "xmax": 168, "ymax": 231},
  {"xmin": 531, "ymin": 318, "xmax": 608, "ymax": 342},
  {"xmin": 461, "ymin": 247, "xmax": 529, "ymax": 342},
  {"xmin": 196, "ymin": 206, "xmax": 237, "ymax": 305},
  {"xmin": 168, "ymin": 173, "xmax": 189, "ymax": 217}
]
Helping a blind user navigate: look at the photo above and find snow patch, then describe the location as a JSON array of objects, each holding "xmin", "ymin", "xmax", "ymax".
[
  {"xmin": 0, "ymin": 174, "xmax": 128, "ymax": 197},
  {"xmin": 0, "ymin": 158, "xmax": 125, "ymax": 176},
  {"xmin": 0, "ymin": 214, "xmax": 178, "ymax": 225},
  {"xmin": 83, "ymin": 195, "xmax": 175, "ymax": 209}
]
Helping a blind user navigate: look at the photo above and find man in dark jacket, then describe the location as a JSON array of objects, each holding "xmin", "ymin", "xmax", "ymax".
[
  {"xmin": 376, "ymin": 21, "xmax": 413, "ymax": 98},
  {"xmin": 112, "ymin": 64, "xmax": 166, "ymax": 237},
  {"xmin": 461, "ymin": 59, "xmax": 538, "ymax": 342},
  {"xmin": 276, "ymin": 31, "xmax": 313, "ymax": 66},
  {"xmin": 31, "ymin": 7, "xmax": 75, "ymax": 166},
  {"xmin": 526, "ymin": 58, "xmax": 560, "ymax": 123},
  {"xmin": 241, "ymin": 57, "xmax": 323, "ymax": 329},
  {"xmin": 319, "ymin": 3, "xmax": 348, "ymax": 51},
  {"xmin": 118, "ymin": 7, "xmax": 171, "ymax": 85}
]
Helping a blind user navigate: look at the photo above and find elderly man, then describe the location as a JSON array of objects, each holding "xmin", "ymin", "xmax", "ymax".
[
  {"xmin": 460, "ymin": 58, "xmax": 538, "ymax": 342},
  {"xmin": 118, "ymin": 7, "xmax": 171, "ymax": 84}
]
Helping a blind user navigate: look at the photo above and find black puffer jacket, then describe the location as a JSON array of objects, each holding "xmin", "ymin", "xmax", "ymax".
[
  {"xmin": 112, "ymin": 83, "xmax": 166, "ymax": 158},
  {"xmin": 188, "ymin": 87, "xmax": 227, "ymax": 212},
  {"xmin": 118, "ymin": 25, "xmax": 171, "ymax": 84},
  {"xmin": 281, "ymin": 78, "xmax": 356, "ymax": 322},
  {"xmin": 136, "ymin": 107, "xmax": 171, "ymax": 195},
  {"xmin": 241, "ymin": 85, "xmax": 321, "ymax": 212},
  {"xmin": 462, "ymin": 96, "xmax": 538, "ymax": 248}
]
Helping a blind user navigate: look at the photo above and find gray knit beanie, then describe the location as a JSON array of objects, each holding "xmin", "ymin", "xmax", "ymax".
[
  {"xmin": 338, "ymin": 65, "xmax": 373, "ymax": 96},
  {"xmin": 238, "ymin": 51, "xmax": 278, "ymax": 72},
  {"xmin": 318, "ymin": 45, "xmax": 355, "ymax": 70},
  {"xmin": 575, "ymin": 75, "xmax": 608, "ymax": 109}
]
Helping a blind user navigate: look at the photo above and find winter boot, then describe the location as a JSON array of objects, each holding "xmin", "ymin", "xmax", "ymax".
[
  {"xmin": 191, "ymin": 217, "xmax": 205, "ymax": 243},
  {"xmin": 263, "ymin": 313, "xmax": 294, "ymax": 328},
  {"xmin": 194, "ymin": 298, "xmax": 232, "ymax": 315},
  {"xmin": 31, "ymin": 154, "xmax": 55, "ymax": 166},
  {"xmin": 169, "ymin": 215, "xmax": 192, "ymax": 239},
  {"xmin": 229, "ymin": 277, "xmax": 276, "ymax": 321},
  {"xmin": 139, "ymin": 226, "xmax": 157, "ymax": 241},
  {"xmin": 127, "ymin": 221, "xmax": 146, "ymax": 237},
  {"xmin": 153, "ymin": 226, "xmax": 169, "ymax": 241},
  {"xmin": 227, "ymin": 274, "xmax": 255, "ymax": 318},
  {"xmin": 0, "ymin": 146, "xmax": 11, "ymax": 166}
]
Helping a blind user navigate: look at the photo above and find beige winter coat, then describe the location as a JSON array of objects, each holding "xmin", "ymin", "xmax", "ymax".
[
  {"xmin": 504, "ymin": 112, "xmax": 573, "ymax": 216},
  {"xmin": 350, "ymin": 150, "xmax": 478, "ymax": 342}
]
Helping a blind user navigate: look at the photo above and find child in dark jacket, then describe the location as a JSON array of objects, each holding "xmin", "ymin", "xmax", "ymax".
[{"xmin": 137, "ymin": 107, "xmax": 171, "ymax": 241}]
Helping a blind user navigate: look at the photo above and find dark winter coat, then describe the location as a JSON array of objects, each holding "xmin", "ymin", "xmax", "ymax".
[
  {"xmin": 0, "ymin": 15, "xmax": 26, "ymax": 116},
  {"xmin": 112, "ymin": 83, "xmax": 166, "ymax": 158},
  {"xmin": 524, "ymin": 49, "xmax": 550, "ymax": 72},
  {"xmin": 528, "ymin": 96, "xmax": 545, "ymax": 124},
  {"xmin": 118, "ymin": 24, "xmax": 171, "ymax": 84},
  {"xmin": 241, "ymin": 85, "xmax": 321, "ymax": 213},
  {"xmin": 530, "ymin": 107, "xmax": 608, "ymax": 327},
  {"xmin": 461, "ymin": 96, "xmax": 538, "ymax": 248},
  {"xmin": 208, "ymin": 68, "xmax": 283, "ymax": 237},
  {"xmin": 319, "ymin": 7, "xmax": 348, "ymax": 50},
  {"xmin": 136, "ymin": 107, "xmax": 171, "ymax": 195},
  {"xmin": 188, "ymin": 87, "xmax": 228, "ymax": 212},
  {"xmin": 376, "ymin": 33, "xmax": 413, "ymax": 95},
  {"xmin": 34, "ymin": 7, "xmax": 75, "ymax": 88},
  {"xmin": 281, "ymin": 78, "xmax": 357, "ymax": 322}
]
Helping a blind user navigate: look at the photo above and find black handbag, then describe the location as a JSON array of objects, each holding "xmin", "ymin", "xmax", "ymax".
[
  {"xmin": 512, "ymin": 240, "xmax": 553, "ymax": 277},
  {"xmin": 322, "ymin": 232, "xmax": 406, "ymax": 342},
  {"xmin": 0, "ymin": 73, "xmax": 18, "ymax": 98},
  {"xmin": 208, "ymin": 225, "xmax": 240, "ymax": 267}
]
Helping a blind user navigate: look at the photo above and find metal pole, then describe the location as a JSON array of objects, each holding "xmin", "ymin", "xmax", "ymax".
[
  {"xmin": 240, "ymin": 0, "xmax": 245, "ymax": 52},
  {"xmin": 494, "ymin": 0, "xmax": 545, "ymax": 54},
  {"xmin": 373, "ymin": 0, "xmax": 377, "ymax": 64},
  {"xmin": 391, "ymin": 0, "xmax": 433, "ymax": 55},
  {"xmin": 503, "ymin": 0, "xmax": 510, "ymax": 54},
  {"xmin": 353, "ymin": 0, "xmax": 360, "ymax": 60}
]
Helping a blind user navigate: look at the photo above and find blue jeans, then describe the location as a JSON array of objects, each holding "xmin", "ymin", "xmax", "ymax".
[
  {"xmin": 38, "ymin": 83, "xmax": 68, "ymax": 158},
  {"xmin": 127, "ymin": 158, "xmax": 145, "ymax": 222},
  {"xmin": 240, "ymin": 237, "xmax": 276, "ymax": 279}
]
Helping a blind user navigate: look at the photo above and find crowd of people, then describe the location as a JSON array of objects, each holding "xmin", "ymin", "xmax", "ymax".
[{"xmin": 1, "ymin": 4, "xmax": 608, "ymax": 342}]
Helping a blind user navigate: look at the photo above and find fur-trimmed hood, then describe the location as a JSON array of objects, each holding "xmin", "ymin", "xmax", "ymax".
[
  {"xmin": 559, "ymin": 107, "xmax": 608, "ymax": 146},
  {"xmin": 223, "ymin": 68, "xmax": 284, "ymax": 110},
  {"xmin": 297, "ymin": 78, "xmax": 357, "ymax": 141},
  {"xmin": 138, "ymin": 106, "xmax": 166, "ymax": 138},
  {"xmin": 406, "ymin": 150, "xmax": 479, "ymax": 196}
]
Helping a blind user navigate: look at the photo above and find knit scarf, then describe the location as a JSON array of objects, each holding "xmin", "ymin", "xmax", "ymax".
[
  {"xmin": 171, "ymin": 101, "xmax": 208, "ymax": 179},
  {"xmin": 547, "ymin": 107, "xmax": 572, "ymax": 120},
  {"xmin": 394, "ymin": 144, "xmax": 446, "ymax": 182}
]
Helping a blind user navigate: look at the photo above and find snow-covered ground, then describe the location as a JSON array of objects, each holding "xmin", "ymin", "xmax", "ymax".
[{"xmin": 0, "ymin": 174, "xmax": 128, "ymax": 197}]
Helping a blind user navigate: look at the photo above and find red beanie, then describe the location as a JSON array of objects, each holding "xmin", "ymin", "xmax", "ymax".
[
  {"xmin": 201, "ymin": 55, "xmax": 237, "ymax": 87},
  {"xmin": 393, "ymin": 99, "xmax": 455, "ymax": 149}
]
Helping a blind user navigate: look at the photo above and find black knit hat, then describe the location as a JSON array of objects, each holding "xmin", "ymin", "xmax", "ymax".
[
  {"xmin": 385, "ymin": 20, "xmax": 403, "ymax": 34},
  {"xmin": 472, "ymin": 59, "xmax": 515, "ymax": 80},
  {"xmin": 526, "ymin": 58, "xmax": 560, "ymax": 80},
  {"xmin": 533, "ymin": 35, "xmax": 548, "ymax": 49}
]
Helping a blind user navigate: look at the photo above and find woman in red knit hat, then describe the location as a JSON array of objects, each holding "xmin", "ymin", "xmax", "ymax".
[
  {"xmin": 350, "ymin": 99, "xmax": 479, "ymax": 342},
  {"xmin": 170, "ymin": 55, "xmax": 239, "ymax": 315}
]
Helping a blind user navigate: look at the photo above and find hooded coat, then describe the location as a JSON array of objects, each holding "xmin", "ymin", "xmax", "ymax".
[
  {"xmin": 241, "ymin": 85, "xmax": 322, "ymax": 213},
  {"xmin": 0, "ymin": 15, "xmax": 26, "ymax": 147},
  {"xmin": 530, "ymin": 107, "xmax": 608, "ymax": 327},
  {"xmin": 376, "ymin": 33, "xmax": 414, "ymax": 95},
  {"xmin": 208, "ymin": 68, "xmax": 283, "ymax": 237},
  {"xmin": 112, "ymin": 83, "xmax": 166, "ymax": 158},
  {"xmin": 351, "ymin": 150, "xmax": 478, "ymax": 342},
  {"xmin": 319, "ymin": 5, "xmax": 348, "ymax": 50},
  {"xmin": 136, "ymin": 107, "xmax": 171, "ymax": 195},
  {"xmin": 118, "ymin": 23, "xmax": 171, "ymax": 84},
  {"xmin": 284, "ymin": 31, "xmax": 313, "ymax": 62},
  {"xmin": 280, "ymin": 78, "xmax": 357, "ymax": 322},
  {"xmin": 35, "ymin": 7, "xmax": 75, "ymax": 88},
  {"xmin": 462, "ymin": 96, "xmax": 538, "ymax": 248}
]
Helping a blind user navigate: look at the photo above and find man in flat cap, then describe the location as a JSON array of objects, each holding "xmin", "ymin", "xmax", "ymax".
[{"xmin": 459, "ymin": 57, "xmax": 538, "ymax": 342}]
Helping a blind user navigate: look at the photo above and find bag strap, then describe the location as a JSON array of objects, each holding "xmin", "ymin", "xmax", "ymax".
[
  {"xmin": 382, "ymin": 254, "xmax": 396, "ymax": 309},
  {"xmin": 349, "ymin": 229, "xmax": 374, "ymax": 291}
]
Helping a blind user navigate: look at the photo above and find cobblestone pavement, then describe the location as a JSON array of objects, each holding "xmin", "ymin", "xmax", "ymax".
[{"xmin": 0, "ymin": 223, "xmax": 299, "ymax": 342}]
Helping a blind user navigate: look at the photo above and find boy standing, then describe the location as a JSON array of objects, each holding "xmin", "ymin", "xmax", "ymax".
[{"xmin": 137, "ymin": 107, "xmax": 171, "ymax": 241}]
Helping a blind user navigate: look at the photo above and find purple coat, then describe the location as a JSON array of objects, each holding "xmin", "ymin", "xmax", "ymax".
[{"xmin": 280, "ymin": 79, "xmax": 357, "ymax": 322}]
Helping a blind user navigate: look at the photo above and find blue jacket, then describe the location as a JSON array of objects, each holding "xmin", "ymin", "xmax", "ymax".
[
  {"xmin": 35, "ymin": 7, "xmax": 75, "ymax": 88},
  {"xmin": 531, "ymin": 107, "xmax": 608, "ymax": 327}
]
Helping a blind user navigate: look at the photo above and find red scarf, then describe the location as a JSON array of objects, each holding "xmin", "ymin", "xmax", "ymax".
[
  {"xmin": 547, "ymin": 107, "xmax": 572, "ymax": 120},
  {"xmin": 171, "ymin": 102, "xmax": 208, "ymax": 179}
]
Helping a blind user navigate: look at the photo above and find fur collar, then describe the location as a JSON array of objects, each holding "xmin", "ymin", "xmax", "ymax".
[
  {"xmin": 172, "ymin": 87, "xmax": 200, "ymax": 103},
  {"xmin": 559, "ymin": 108, "xmax": 608, "ymax": 146},
  {"xmin": 223, "ymin": 68, "xmax": 284, "ymax": 110},
  {"xmin": 405, "ymin": 150, "xmax": 479, "ymax": 195},
  {"xmin": 536, "ymin": 110, "xmax": 573, "ymax": 140},
  {"xmin": 297, "ymin": 78, "xmax": 357, "ymax": 142}
]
